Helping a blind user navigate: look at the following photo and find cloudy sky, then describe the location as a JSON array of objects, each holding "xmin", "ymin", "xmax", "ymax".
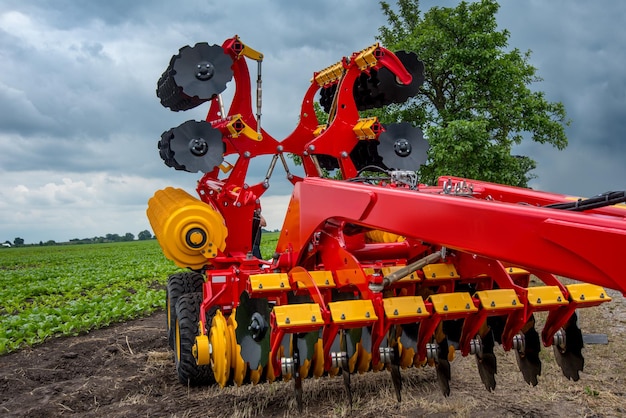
[{"xmin": 1, "ymin": 0, "xmax": 625, "ymax": 244}]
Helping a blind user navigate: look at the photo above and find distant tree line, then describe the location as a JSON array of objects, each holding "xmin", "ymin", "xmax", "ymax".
[{"xmin": 5, "ymin": 230, "xmax": 154, "ymax": 247}]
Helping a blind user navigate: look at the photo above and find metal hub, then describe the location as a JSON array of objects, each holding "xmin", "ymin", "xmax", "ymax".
[
  {"xmin": 512, "ymin": 332, "xmax": 526, "ymax": 353},
  {"xmin": 553, "ymin": 328, "xmax": 566, "ymax": 350},
  {"xmin": 248, "ymin": 312, "xmax": 268, "ymax": 342},
  {"xmin": 196, "ymin": 61, "xmax": 215, "ymax": 80},
  {"xmin": 379, "ymin": 346, "xmax": 394, "ymax": 364},
  {"xmin": 281, "ymin": 356, "xmax": 295, "ymax": 375},
  {"xmin": 470, "ymin": 336, "xmax": 483, "ymax": 357},
  {"xmin": 426, "ymin": 342, "xmax": 438, "ymax": 361},
  {"xmin": 378, "ymin": 122, "xmax": 429, "ymax": 170},
  {"xmin": 189, "ymin": 138, "xmax": 209, "ymax": 156},
  {"xmin": 394, "ymin": 138, "xmax": 412, "ymax": 157},
  {"xmin": 331, "ymin": 351, "xmax": 348, "ymax": 369}
]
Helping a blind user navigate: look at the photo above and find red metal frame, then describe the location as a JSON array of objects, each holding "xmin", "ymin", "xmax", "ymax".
[{"xmin": 172, "ymin": 36, "xmax": 626, "ymax": 377}]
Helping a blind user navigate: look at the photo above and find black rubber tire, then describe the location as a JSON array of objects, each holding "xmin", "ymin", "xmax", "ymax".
[
  {"xmin": 174, "ymin": 292, "xmax": 215, "ymax": 386},
  {"xmin": 166, "ymin": 272, "xmax": 205, "ymax": 350}
]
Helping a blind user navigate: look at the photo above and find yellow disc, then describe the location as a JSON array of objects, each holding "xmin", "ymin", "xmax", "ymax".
[
  {"xmin": 250, "ymin": 364, "xmax": 263, "ymax": 384},
  {"xmin": 355, "ymin": 341, "xmax": 371, "ymax": 374},
  {"xmin": 266, "ymin": 344, "xmax": 283, "ymax": 383},
  {"xmin": 400, "ymin": 345, "xmax": 415, "ymax": 369},
  {"xmin": 448, "ymin": 345, "xmax": 455, "ymax": 362},
  {"xmin": 372, "ymin": 358, "xmax": 385, "ymax": 372},
  {"xmin": 167, "ymin": 297, "xmax": 172, "ymax": 334},
  {"xmin": 398, "ymin": 337, "xmax": 415, "ymax": 369},
  {"xmin": 414, "ymin": 355, "xmax": 428, "ymax": 367},
  {"xmin": 311, "ymin": 338, "xmax": 325, "ymax": 378},
  {"xmin": 175, "ymin": 321, "xmax": 181, "ymax": 363},
  {"xmin": 348, "ymin": 347, "xmax": 359, "ymax": 374},
  {"xmin": 209, "ymin": 310, "xmax": 231, "ymax": 387},
  {"xmin": 300, "ymin": 359, "xmax": 311, "ymax": 380},
  {"xmin": 227, "ymin": 311, "xmax": 246, "ymax": 386}
]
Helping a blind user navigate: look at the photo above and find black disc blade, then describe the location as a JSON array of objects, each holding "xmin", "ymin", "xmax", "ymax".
[
  {"xmin": 235, "ymin": 292, "xmax": 271, "ymax": 370},
  {"xmin": 553, "ymin": 312, "xmax": 584, "ymax": 381},
  {"xmin": 436, "ymin": 337, "xmax": 451, "ymax": 397},
  {"xmin": 515, "ymin": 325, "xmax": 542, "ymax": 386},
  {"xmin": 165, "ymin": 120, "xmax": 224, "ymax": 173},
  {"xmin": 475, "ymin": 331, "xmax": 497, "ymax": 392},
  {"xmin": 378, "ymin": 122, "xmax": 429, "ymax": 170},
  {"xmin": 173, "ymin": 43, "xmax": 234, "ymax": 101},
  {"xmin": 375, "ymin": 51, "xmax": 425, "ymax": 106},
  {"xmin": 353, "ymin": 50, "xmax": 425, "ymax": 111}
]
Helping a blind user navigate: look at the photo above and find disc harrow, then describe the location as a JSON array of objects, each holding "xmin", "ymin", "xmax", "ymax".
[
  {"xmin": 147, "ymin": 36, "xmax": 626, "ymax": 411},
  {"xmin": 157, "ymin": 42, "xmax": 234, "ymax": 111}
]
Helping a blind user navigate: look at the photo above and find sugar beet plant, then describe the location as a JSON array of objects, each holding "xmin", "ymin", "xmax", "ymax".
[{"xmin": 0, "ymin": 240, "xmax": 180, "ymax": 354}]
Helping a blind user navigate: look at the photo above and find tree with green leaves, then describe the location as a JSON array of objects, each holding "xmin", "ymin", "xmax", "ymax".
[
  {"xmin": 137, "ymin": 230, "xmax": 153, "ymax": 241},
  {"xmin": 376, "ymin": 0, "xmax": 569, "ymax": 186}
]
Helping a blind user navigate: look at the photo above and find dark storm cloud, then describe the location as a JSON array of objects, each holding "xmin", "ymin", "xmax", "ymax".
[
  {"xmin": 496, "ymin": 1, "xmax": 626, "ymax": 196},
  {"xmin": 1, "ymin": 0, "xmax": 625, "ymax": 242}
]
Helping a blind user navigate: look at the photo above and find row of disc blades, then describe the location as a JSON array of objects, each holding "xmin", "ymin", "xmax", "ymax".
[
  {"xmin": 158, "ymin": 120, "xmax": 428, "ymax": 174},
  {"xmin": 158, "ymin": 120, "xmax": 225, "ymax": 173},
  {"xmin": 318, "ymin": 122, "xmax": 429, "ymax": 172},
  {"xmin": 319, "ymin": 50, "xmax": 425, "ymax": 113},
  {"xmin": 156, "ymin": 43, "xmax": 428, "ymax": 173}
]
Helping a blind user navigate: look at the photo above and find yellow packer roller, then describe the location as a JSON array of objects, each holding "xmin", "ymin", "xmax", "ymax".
[{"xmin": 147, "ymin": 187, "xmax": 227, "ymax": 269}]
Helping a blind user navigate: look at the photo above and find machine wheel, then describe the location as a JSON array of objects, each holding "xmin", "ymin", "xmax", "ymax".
[
  {"xmin": 174, "ymin": 292, "xmax": 215, "ymax": 385},
  {"xmin": 166, "ymin": 272, "xmax": 205, "ymax": 350}
]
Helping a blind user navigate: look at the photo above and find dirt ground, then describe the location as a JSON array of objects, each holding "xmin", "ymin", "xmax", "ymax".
[{"xmin": 2, "ymin": 289, "xmax": 626, "ymax": 418}]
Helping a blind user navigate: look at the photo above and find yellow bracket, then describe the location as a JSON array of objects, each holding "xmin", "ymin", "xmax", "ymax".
[
  {"xmin": 328, "ymin": 300, "xmax": 378, "ymax": 325},
  {"xmin": 474, "ymin": 289, "xmax": 522, "ymax": 311},
  {"xmin": 353, "ymin": 43, "xmax": 381, "ymax": 71},
  {"xmin": 313, "ymin": 124, "xmax": 327, "ymax": 137},
  {"xmin": 383, "ymin": 296, "xmax": 429, "ymax": 319},
  {"xmin": 565, "ymin": 283, "xmax": 611, "ymax": 303},
  {"xmin": 227, "ymin": 114, "xmax": 262, "ymax": 141},
  {"xmin": 526, "ymin": 286, "xmax": 568, "ymax": 307},
  {"xmin": 249, "ymin": 273, "xmax": 289, "ymax": 292},
  {"xmin": 273, "ymin": 303, "xmax": 323, "ymax": 328},
  {"xmin": 423, "ymin": 263, "xmax": 460, "ymax": 280},
  {"xmin": 313, "ymin": 61, "xmax": 345, "ymax": 86},
  {"xmin": 296, "ymin": 270, "xmax": 336, "ymax": 289},
  {"xmin": 429, "ymin": 292, "xmax": 478, "ymax": 314},
  {"xmin": 233, "ymin": 36, "xmax": 263, "ymax": 61},
  {"xmin": 353, "ymin": 117, "xmax": 380, "ymax": 140},
  {"xmin": 505, "ymin": 267, "xmax": 530, "ymax": 276},
  {"xmin": 219, "ymin": 161, "xmax": 233, "ymax": 173}
]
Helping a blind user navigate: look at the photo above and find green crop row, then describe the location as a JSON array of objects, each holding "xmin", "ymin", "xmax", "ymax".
[
  {"xmin": 0, "ymin": 233, "xmax": 283, "ymax": 355},
  {"xmin": 0, "ymin": 240, "xmax": 181, "ymax": 354},
  {"xmin": 260, "ymin": 231, "xmax": 280, "ymax": 260}
]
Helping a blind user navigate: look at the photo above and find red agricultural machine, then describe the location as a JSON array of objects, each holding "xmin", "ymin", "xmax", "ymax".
[{"xmin": 147, "ymin": 36, "xmax": 626, "ymax": 409}]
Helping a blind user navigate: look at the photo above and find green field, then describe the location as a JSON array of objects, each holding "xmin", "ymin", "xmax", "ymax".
[{"xmin": 0, "ymin": 233, "xmax": 281, "ymax": 355}]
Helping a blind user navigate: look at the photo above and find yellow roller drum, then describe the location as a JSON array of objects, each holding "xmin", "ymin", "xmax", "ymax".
[{"xmin": 147, "ymin": 187, "xmax": 227, "ymax": 269}]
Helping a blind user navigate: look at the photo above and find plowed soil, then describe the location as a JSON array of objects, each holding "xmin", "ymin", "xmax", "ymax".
[{"xmin": 2, "ymin": 289, "xmax": 626, "ymax": 418}]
